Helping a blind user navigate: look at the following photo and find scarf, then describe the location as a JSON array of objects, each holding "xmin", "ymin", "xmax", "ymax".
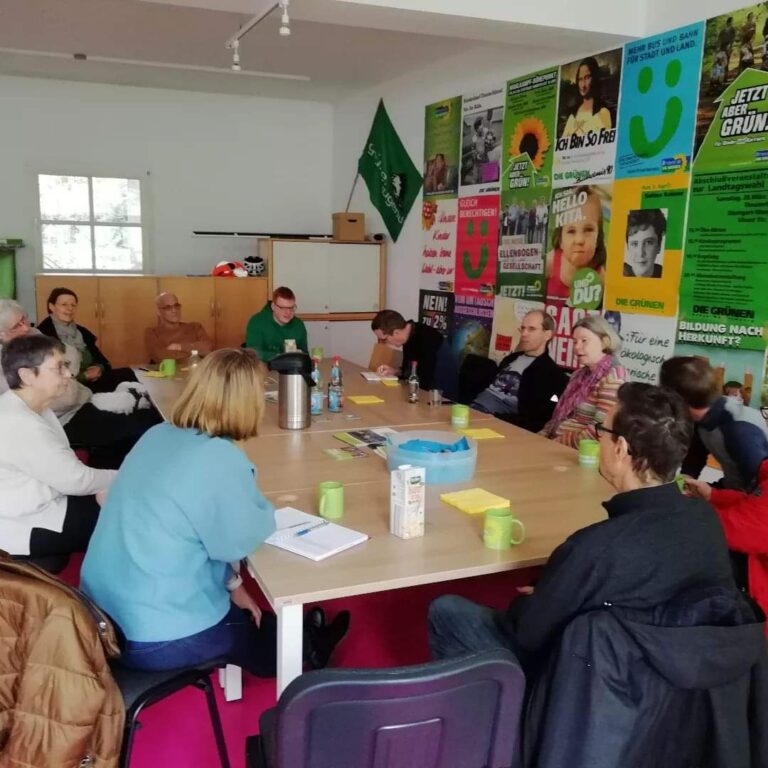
[
  {"xmin": 544, "ymin": 353, "xmax": 616, "ymax": 437},
  {"xmin": 52, "ymin": 317, "xmax": 86, "ymax": 353}
]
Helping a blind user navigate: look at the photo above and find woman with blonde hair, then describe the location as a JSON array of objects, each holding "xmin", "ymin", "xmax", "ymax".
[
  {"xmin": 82, "ymin": 348, "xmax": 349, "ymax": 673},
  {"xmin": 540, "ymin": 315, "xmax": 627, "ymax": 447}
]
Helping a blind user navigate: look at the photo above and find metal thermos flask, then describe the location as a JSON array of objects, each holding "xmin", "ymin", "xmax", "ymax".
[{"xmin": 268, "ymin": 352, "xmax": 313, "ymax": 430}]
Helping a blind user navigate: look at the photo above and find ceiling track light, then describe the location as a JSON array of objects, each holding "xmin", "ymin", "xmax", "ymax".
[{"xmin": 224, "ymin": 0, "xmax": 291, "ymax": 71}]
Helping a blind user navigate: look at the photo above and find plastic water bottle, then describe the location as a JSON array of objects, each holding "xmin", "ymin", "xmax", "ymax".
[
  {"xmin": 407, "ymin": 360, "xmax": 419, "ymax": 403},
  {"xmin": 311, "ymin": 357, "xmax": 323, "ymax": 390},
  {"xmin": 188, "ymin": 350, "xmax": 201, "ymax": 369},
  {"xmin": 328, "ymin": 356, "xmax": 343, "ymax": 412}
]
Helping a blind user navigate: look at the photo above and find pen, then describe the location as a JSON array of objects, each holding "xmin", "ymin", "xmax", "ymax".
[{"xmin": 295, "ymin": 520, "xmax": 329, "ymax": 537}]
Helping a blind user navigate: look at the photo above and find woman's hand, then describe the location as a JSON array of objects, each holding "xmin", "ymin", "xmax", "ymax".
[
  {"xmin": 95, "ymin": 489, "xmax": 108, "ymax": 507},
  {"xmin": 683, "ymin": 476, "xmax": 712, "ymax": 501},
  {"xmin": 230, "ymin": 583, "xmax": 262, "ymax": 627},
  {"xmin": 84, "ymin": 365, "xmax": 103, "ymax": 381}
]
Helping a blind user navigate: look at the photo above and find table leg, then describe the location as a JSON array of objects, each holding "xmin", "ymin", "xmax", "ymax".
[{"xmin": 276, "ymin": 603, "xmax": 304, "ymax": 696}]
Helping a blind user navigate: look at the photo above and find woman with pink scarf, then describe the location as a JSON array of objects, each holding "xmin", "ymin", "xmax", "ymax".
[{"xmin": 540, "ymin": 315, "xmax": 627, "ymax": 448}]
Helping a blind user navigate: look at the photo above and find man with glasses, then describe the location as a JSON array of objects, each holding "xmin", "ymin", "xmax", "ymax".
[
  {"xmin": 370, "ymin": 309, "xmax": 443, "ymax": 391},
  {"xmin": 428, "ymin": 383, "xmax": 766, "ymax": 764},
  {"xmin": 245, "ymin": 286, "xmax": 308, "ymax": 362},
  {"xmin": 145, "ymin": 292, "xmax": 213, "ymax": 363}
]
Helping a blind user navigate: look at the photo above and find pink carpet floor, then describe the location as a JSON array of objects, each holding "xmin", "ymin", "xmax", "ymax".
[{"xmin": 60, "ymin": 555, "xmax": 536, "ymax": 768}]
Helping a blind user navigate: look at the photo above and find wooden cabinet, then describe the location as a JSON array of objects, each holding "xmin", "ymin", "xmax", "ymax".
[
  {"xmin": 214, "ymin": 277, "xmax": 267, "ymax": 349},
  {"xmin": 97, "ymin": 277, "xmax": 159, "ymax": 366},
  {"xmin": 35, "ymin": 274, "xmax": 269, "ymax": 366}
]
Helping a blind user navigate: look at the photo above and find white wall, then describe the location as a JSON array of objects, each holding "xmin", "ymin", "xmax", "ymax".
[
  {"xmin": 643, "ymin": 0, "xmax": 744, "ymax": 34},
  {"xmin": 0, "ymin": 75, "xmax": 333, "ymax": 317}
]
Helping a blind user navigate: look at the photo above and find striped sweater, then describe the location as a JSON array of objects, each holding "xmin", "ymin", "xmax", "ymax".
[{"xmin": 542, "ymin": 364, "xmax": 627, "ymax": 448}]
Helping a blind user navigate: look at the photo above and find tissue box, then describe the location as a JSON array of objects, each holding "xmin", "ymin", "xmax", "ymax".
[{"xmin": 332, "ymin": 212, "xmax": 365, "ymax": 241}]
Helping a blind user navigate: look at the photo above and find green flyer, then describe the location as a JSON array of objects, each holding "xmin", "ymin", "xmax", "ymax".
[
  {"xmin": 423, "ymin": 97, "xmax": 462, "ymax": 200},
  {"xmin": 677, "ymin": 169, "xmax": 768, "ymax": 350},
  {"xmin": 694, "ymin": 67, "xmax": 768, "ymax": 172}
]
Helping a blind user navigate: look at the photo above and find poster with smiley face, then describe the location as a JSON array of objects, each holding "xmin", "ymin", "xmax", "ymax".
[{"xmin": 615, "ymin": 22, "xmax": 704, "ymax": 178}]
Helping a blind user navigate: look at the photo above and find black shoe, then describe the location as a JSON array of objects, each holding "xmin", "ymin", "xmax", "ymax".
[
  {"xmin": 304, "ymin": 606, "xmax": 326, "ymax": 631},
  {"xmin": 306, "ymin": 611, "xmax": 351, "ymax": 670}
]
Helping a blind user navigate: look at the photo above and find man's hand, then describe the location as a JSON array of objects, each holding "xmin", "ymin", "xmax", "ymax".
[
  {"xmin": 230, "ymin": 584, "xmax": 262, "ymax": 627},
  {"xmin": 84, "ymin": 366, "xmax": 103, "ymax": 381},
  {"xmin": 683, "ymin": 476, "xmax": 712, "ymax": 501},
  {"xmin": 377, "ymin": 364, "xmax": 397, "ymax": 377},
  {"xmin": 167, "ymin": 343, "xmax": 182, "ymax": 352}
]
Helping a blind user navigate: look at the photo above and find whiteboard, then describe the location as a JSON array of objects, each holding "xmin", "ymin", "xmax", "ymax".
[{"xmin": 271, "ymin": 241, "xmax": 381, "ymax": 314}]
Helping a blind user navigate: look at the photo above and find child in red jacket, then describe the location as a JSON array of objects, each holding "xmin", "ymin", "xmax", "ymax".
[{"xmin": 685, "ymin": 460, "xmax": 768, "ymax": 630}]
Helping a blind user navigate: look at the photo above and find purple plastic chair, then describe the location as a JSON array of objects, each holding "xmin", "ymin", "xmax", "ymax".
[{"xmin": 246, "ymin": 649, "xmax": 525, "ymax": 768}]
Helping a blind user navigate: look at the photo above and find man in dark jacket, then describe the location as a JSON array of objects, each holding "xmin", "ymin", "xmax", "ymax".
[
  {"xmin": 371, "ymin": 310, "xmax": 442, "ymax": 390},
  {"xmin": 428, "ymin": 382, "xmax": 767, "ymax": 767},
  {"xmin": 467, "ymin": 310, "xmax": 568, "ymax": 433}
]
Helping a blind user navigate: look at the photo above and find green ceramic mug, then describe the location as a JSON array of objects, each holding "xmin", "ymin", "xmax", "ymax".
[
  {"xmin": 159, "ymin": 358, "xmax": 177, "ymax": 377},
  {"xmin": 483, "ymin": 507, "xmax": 526, "ymax": 550},
  {"xmin": 318, "ymin": 481, "xmax": 344, "ymax": 520},
  {"xmin": 578, "ymin": 438, "xmax": 600, "ymax": 468}
]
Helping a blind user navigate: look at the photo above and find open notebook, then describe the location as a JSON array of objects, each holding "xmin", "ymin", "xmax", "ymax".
[{"xmin": 265, "ymin": 507, "xmax": 369, "ymax": 562}]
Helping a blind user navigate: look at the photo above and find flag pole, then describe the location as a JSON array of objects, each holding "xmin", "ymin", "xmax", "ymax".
[{"xmin": 345, "ymin": 173, "xmax": 360, "ymax": 212}]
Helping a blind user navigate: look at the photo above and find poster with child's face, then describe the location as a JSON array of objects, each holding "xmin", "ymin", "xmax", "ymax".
[
  {"xmin": 553, "ymin": 49, "xmax": 623, "ymax": 187},
  {"xmin": 545, "ymin": 183, "xmax": 612, "ymax": 310}
]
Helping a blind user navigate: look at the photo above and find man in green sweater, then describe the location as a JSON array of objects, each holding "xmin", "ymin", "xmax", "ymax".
[{"xmin": 245, "ymin": 286, "xmax": 308, "ymax": 362}]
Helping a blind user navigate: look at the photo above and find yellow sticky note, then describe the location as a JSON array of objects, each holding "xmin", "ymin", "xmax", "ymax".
[
  {"xmin": 440, "ymin": 488, "xmax": 510, "ymax": 515},
  {"xmin": 382, "ymin": 380, "xmax": 401, "ymax": 387},
  {"xmin": 141, "ymin": 370, "xmax": 167, "ymax": 378},
  {"xmin": 457, "ymin": 428, "xmax": 505, "ymax": 440},
  {"xmin": 348, "ymin": 395, "xmax": 385, "ymax": 405}
]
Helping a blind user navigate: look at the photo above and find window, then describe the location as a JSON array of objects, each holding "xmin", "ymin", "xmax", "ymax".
[{"xmin": 38, "ymin": 174, "xmax": 144, "ymax": 272}]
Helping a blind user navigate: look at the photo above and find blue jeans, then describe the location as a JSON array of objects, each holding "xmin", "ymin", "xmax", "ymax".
[
  {"xmin": 119, "ymin": 605, "xmax": 277, "ymax": 677},
  {"xmin": 428, "ymin": 595, "xmax": 520, "ymax": 662}
]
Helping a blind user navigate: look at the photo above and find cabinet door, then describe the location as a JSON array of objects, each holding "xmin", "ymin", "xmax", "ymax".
[
  {"xmin": 97, "ymin": 277, "xmax": 159, "ymax": 366},
  {"xmin": 271, "ymin": 241, "xmax": 330, "ymax": 313},
  {"xmin": 157, "ymin": 277, "xmax": 216, "ymax": 341},
  {"xmin": 35, "ymin": 275, "xmax": 99, "ymax": 330},
  {"xmin": 214, "ymin": 278, "xmax": 268, "ymax": 349}
]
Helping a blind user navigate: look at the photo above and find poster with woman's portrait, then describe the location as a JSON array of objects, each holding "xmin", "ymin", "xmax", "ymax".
[{"xmin": 553, "ymin": 49, "xmax": 623, "ymax": 188}]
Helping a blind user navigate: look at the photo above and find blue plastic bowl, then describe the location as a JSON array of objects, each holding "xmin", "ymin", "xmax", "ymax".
[{"xmin": 386, "ymin": 430, "xmax": 477, "ymax": 485}]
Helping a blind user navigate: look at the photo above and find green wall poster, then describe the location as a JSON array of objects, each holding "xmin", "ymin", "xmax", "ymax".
[
  {"xmin": 423, "ymin": 97, "xmax": 462, "ymax": 200},
  {"xmin": 678, "ymin": 169, "xmax": 768, "ymax": 351},
  {"xmin": 694, "ymin": 67, "xmax": 768, "ymax": 171},
  {"xmin": 497, "ymin": 68, "xmax": 558, "ymax": 301}
]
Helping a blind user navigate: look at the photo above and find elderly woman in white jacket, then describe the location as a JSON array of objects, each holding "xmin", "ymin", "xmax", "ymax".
[{"xmin": 0, "ymin": 335, "xmax": 115, "ymax": 557}]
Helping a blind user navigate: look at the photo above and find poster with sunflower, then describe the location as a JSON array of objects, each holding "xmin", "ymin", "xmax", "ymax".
[
  {"xmin": 459, "ymin": 87, "xmax": 504, "ymax": 197},
  {"xmin": 497, "ymin": 67, "xmax": 558, "ymax": 303},
  {"xmin": 553, "ymin": 49, "xmax": 623, "ymax": 188}
]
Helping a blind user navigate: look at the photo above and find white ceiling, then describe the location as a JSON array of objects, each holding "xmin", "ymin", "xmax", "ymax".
[{"xmin": 0, "ymin": 0, "xmax": 636, "ymax": 101}]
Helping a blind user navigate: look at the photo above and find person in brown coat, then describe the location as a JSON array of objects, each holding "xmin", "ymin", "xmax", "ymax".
[
  {"xmin": 144, "ymin": 292, "xmax": 213, "ymax": 363},
  {"xmin": 0, "ymin": 554, "xmax": 124, "ymax": 766}
]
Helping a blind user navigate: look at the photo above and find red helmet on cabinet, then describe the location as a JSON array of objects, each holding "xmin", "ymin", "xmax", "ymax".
[{"xmin": 211, "ymin": 260, "xmax": 248, "ymax": 277}]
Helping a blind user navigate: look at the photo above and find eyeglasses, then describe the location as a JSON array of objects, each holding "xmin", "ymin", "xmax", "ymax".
[
  {"xmin": 9, "ymin": 315, "xmax": 29, "ymax": 332},
  {"xmin": 595, "ymin": 423, "xmax": 621, "ymax": 439},
  {"xmin": 160, "ymin": 303, "xmax": 182, "ymax": 310},
  {"xmin": 762, "ymin": 406, "xmax": 768, "ymax": 421},
  {"xmin": 37, "ymin": 361, "xmax": 71, "ymax": 376},
  {"xmin": 274, "ymin": 303, "xmax": 297, "ymax": 312}
]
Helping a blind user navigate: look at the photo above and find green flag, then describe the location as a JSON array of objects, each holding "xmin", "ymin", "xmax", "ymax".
[{"xmin": 357, "ymin": 100, "xmax": 422, "ymax": 242}]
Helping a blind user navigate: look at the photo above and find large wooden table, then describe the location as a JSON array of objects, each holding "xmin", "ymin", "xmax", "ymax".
[{"xmin": 137, "ymin": 360, "xmax": 610, "ymax": 694}]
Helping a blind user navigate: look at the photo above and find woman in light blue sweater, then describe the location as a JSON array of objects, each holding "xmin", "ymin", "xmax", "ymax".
[{"xmin": 82, "ymin": 348, "xmax": 348, "ymax": 674}]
